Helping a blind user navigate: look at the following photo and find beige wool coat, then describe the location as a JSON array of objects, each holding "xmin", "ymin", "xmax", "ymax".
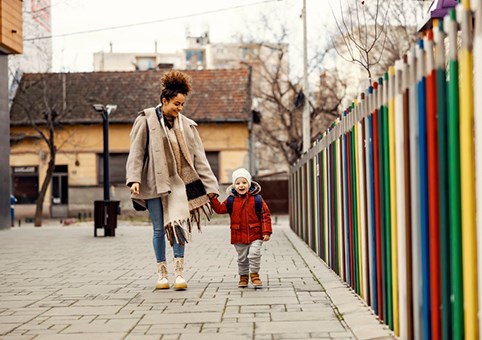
[{"xmin": 125, "ymin": 107, "xmax": 219, "ymax": 208}]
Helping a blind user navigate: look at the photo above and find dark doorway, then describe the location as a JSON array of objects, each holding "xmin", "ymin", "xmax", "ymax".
[
  {"xmin": 254, "ymin": 179, "xmax": 288, "ymax": 214},
  {"xmin": 51, "ymin": 165, "xmax": 68, "ymax": 217}
]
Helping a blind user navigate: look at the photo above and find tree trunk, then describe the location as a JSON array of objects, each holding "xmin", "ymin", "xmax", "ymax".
[{"xmin": 34, "ymin": 152, "xmax": 56, "ymax": 227}]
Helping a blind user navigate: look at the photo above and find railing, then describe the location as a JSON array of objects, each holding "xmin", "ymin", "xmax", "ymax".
[{"xmin": 290, "ymin": 3, "xmax": 482, "ymax": 340}]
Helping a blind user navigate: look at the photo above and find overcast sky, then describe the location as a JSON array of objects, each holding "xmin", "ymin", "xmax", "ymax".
[{"xmin": 48, "ymin": 0, "xmax": 335, "ymax": 74}]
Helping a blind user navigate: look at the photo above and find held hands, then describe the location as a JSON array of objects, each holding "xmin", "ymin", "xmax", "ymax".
[
  {"xmin": 207, "ymin": 193, "xmax": 217, "ymax": 199},
  {"xmin": 130, "ymin": 182, "xmax": 140, "ymax": 195},
  {"xmin": 263, "ymin": 234, "xmax": 270, "ymax": 242}
]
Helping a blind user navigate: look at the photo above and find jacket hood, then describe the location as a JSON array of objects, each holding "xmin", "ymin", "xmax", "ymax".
[{"xmin": 226, "ymin": 180, "xmax": 261, "ymax": 196}]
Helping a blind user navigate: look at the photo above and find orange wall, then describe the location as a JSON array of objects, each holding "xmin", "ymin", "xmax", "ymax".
[
  {"xmin": 0, "ymin": 0, "xmax": 23, "ymax": 54},
  {"xmin": 10, "ymin": 121, "xmax": 250, "ymax": 187}
]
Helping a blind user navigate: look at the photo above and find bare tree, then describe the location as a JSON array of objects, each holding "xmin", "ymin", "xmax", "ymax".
[
  {"xmin": 330, "ymin": 0, "xmax": 428, "ymax": 85},
  {"xmin": 376, "ymin": 1, "xmax": 428, "ymax": 71},
  {"xmin": 243, "ymin": 42, "xmax": 345, "ymax": 166},
  {"xmin": 231, "ymin": 12, "xmax": 346, "ymax": 170},
  {"xmin": 330, "ymin": 0, "xmax": 391, "ymax": 85},
  {"xmin": 10, "ymin": 73, "xmax": 76, "ymax": 226}
]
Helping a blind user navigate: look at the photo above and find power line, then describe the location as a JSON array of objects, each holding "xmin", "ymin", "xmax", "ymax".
[{"xmin": 25, "ymin": 0, "xmax": 282, "ymax": 41}]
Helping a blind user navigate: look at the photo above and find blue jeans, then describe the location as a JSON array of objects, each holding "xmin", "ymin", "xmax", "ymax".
[{"xmin": 146, "ymin": 198, "xmax": 185, "ymax": 262}]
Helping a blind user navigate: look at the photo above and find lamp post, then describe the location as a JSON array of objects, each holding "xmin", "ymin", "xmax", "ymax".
[
  {"xmin": 92, "ymin": 104, "xmax": 117, "ymax": 200},
  {"xmin": 92, "ymin": 104, "xmax": 118, "ymax": 237}
]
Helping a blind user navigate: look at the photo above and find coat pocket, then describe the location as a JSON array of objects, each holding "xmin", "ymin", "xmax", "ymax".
[
  {"xmin": 231, "ymin": 223, "xmax": 241, "ymax": 230},
  {"xmin": 248, "ymin": 223, "xmax": 260, "ymax": 228}
]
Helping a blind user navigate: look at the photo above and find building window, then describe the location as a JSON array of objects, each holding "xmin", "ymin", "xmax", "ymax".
[
  {"xmin": 98, "ymin": 153, "xmax": 128, "ymax": 185},
  {"xmin": 241, "ymin": 47, "xmax": 249, "ymax": 61},
  {"xmin": 12, "ymin": 166, "xmax": 39, "ymax": 204},
  {"xmin": 185, "ymin": 49, "xmax": 205, "ymax": 70},
  {"xmin": 135, "ymin": 57, "xmax": 156, "ymax": 70},
  {"xmin": 206, "ymin": 152, "xmax": 219, "ymax": 180}
]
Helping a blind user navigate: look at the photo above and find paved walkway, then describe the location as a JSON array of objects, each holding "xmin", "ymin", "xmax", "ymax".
[{"xmin": 0, "ymin": 217, "xmax": 394, "ymax": 340}]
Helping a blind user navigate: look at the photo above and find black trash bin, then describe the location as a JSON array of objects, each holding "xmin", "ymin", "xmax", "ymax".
[{"xmin": 94, "ymin": 200, "xmax": 120, "ymax": 237}]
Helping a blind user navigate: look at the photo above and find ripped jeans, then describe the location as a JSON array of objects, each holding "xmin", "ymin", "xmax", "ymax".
[{"xmin": 146, "ymin": 198, "xmax": 185, "ymax": 262}]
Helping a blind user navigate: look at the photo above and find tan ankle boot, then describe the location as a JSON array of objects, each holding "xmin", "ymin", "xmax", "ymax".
[
  {"xmin": 238, "ymin": 275, "xmax": 249, "ymax": 288},
  {"xmin": 156, "ymin": 261, "xmax": 169, "ymax": 289},
  {"xmin": 250, "ymin": 273, "xmax": 262, "ymax": 287},
  {"xmin": 173, "ymin": 258, "xmax": 187, "ymax": 290}
]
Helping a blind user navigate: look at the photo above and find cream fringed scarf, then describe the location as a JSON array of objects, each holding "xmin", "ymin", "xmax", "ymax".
[{"xmin": 160, "ymin": 115, "xmax": 213, "ymax": 246}]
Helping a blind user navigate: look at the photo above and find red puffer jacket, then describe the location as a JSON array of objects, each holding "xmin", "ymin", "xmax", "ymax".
[{"xmin": 210, "ymin": 181, "xmax": 272, "ymax": 244}]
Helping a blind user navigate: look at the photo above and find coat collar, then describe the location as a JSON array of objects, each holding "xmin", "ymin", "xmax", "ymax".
[{"xmin": 142, "ymin": 105, "xmax": 198, "ymax": 128}]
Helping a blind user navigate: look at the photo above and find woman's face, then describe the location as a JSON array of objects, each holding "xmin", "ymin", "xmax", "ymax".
[{"xmin": 162, "ymin": 93, "xmax": 186, "ymax": 118}]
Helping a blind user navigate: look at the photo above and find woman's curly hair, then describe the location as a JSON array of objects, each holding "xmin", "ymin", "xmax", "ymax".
[{"xmin": 160, "ymin": 71, "xmax": 192, "ymax": 102}]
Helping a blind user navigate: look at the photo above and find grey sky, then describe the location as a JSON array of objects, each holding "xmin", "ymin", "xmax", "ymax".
[{"xmin": 50, "ymin": 0, "xmax": 334, "ymax": 74}]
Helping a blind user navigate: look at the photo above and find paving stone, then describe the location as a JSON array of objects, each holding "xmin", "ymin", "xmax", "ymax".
[
  {"xmin": 35, "ymin": 333, "xmax": 125, "ymax": 340},
  {"xmin": 255, "ymin": 320, "xmax": 346, "ymax": 334},
  {"xmin": 180, "ymin": 334, "xmax": 251, "ymax": 340},
  {"xmin": 0, "ymin": 323, "xmax": 21, "ymax": 336},
  {"xmin": 124, "ymin": 335, "xmax": 160, "ymax": 340},
  {"xmin": 41, "ymin": 306, "xmax": 121, "ymax": 316},
  {"xmin": 141, "ymin": 311, "xmax": 222, "ymax": 324},
  {"xmin": 0, "ymin": 335, "xmax": 34, "ymax": 340},
  {"xmin": 62, "ymin": 318, "xmax": 140, "ymax": 333},
  {"xmin": 271, "ymin": 333, "xmax": 313, "ymax": 339},
  {"xmin": 0, "ymin": 219, "xmax": 394, "ymax": 339}
]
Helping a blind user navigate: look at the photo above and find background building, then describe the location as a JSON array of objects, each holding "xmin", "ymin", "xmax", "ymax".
[
  {"xmin": 8, "ymin": 0, "xmax": 52, "ymax": 103},
  {"xmin": 93, "ymin": 46, "xmax": 184, "ymax": 71},
  {"xmin": 1, "ymin": 0, "xmax": 23, "ymax": 229},
  {"xmin": 9, "ymin": 68, "xmax": 252, "ymax": 220},
  {"xmin": 93, "ymin": 34, "xmax": 290, "ymax": 178}
]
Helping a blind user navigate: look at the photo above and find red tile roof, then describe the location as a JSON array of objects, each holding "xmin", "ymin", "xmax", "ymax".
[{"xmin": 10, "ymin": 68, "xmax": 252, "ymax": 125}]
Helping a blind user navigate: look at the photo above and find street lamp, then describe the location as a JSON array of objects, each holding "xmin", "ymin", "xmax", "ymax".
[
  {"xmin": 92, "ymin": 104, "xmax": 118, "ymax": 237},
  {"xmin": 92, "ymin": 104, "xmax": 117, "ymax": 200}
]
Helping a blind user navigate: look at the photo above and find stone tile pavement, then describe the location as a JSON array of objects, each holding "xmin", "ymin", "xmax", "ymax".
[{"xmin": 0, "ymin": 216, "xmax": 395, "ymax": 340}]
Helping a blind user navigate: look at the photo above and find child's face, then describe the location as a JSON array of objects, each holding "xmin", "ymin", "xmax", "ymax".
[{"xmin": 234, "ymin": 177, "xmax": 249, "ymax": 195}]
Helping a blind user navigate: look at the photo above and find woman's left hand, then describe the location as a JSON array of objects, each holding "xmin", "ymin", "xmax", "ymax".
[
  {"xmin": 263, "ymin": 234, "xmax": 270, "ymax": 242},
  {"xmin": 130, "ymin": 182, "xmax": 140, "ymax": 195}
]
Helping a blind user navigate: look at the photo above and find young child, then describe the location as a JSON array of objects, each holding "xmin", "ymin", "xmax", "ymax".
[{"xmin": 209, "ymin": 168, "xmax": 272, "ymax": 288}]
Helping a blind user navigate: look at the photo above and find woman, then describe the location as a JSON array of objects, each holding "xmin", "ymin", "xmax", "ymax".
[{"xmin": 126, "ymin": 71, "xmax": 219, "ymax": 290}]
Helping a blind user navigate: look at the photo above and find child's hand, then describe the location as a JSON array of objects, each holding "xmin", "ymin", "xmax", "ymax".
[{"xmin": 262, "ymin": 234, "xmax": 270, "ymax": 242}]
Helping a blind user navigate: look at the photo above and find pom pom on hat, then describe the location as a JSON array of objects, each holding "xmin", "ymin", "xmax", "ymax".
[{"xmin": 232, "ymin": 168, "xmax": 252, "ymax": 187}]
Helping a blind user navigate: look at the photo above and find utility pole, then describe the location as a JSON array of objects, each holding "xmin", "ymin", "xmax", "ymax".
[{"xmin": 302, "ymin": 0, "xmax": 310, "ymax": 153}]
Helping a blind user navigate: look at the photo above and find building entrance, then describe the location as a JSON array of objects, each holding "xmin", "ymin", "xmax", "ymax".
[{"xmin": 51, "ymin": 165, "xmax": 68, "ymax": 218}]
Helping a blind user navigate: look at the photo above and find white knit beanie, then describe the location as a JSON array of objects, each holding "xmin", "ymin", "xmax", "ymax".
[{"xmin": 232, "ymin": 168, "xmax": 252, "ymax": 187}]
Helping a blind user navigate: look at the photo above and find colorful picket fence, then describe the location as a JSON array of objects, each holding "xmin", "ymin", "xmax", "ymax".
[{"xmin": 290, "ymin": 3, "xmax": 482, "ymax": 339}]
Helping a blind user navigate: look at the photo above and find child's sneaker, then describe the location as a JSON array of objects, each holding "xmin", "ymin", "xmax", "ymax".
[
  {"xmin": 238, "ymin": 275, "xmax": 249, "ymax": 288},
  {"xmin": 250, "ymin": 273, "xmax": 263, "ymax": 287}
]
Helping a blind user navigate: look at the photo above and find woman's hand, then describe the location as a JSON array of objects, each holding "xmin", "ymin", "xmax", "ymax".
[
  {"xmin": 130, "ymin": 182, "xmax": 140, "ymax": 195},
  {"xmin": 207, "ymin": 193, "xmax": 217, "ymax": 199},
  {"xmin": 263, "ymin": 234, "xmax": 270, "ymax": 242}
]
